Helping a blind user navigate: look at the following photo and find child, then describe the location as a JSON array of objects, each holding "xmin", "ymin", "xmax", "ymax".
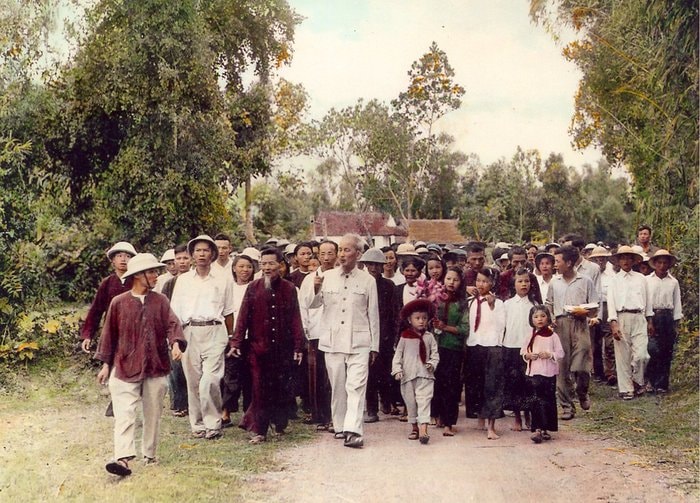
[
  {"xmin": 646, "ymin": 249, "xmax": 683, "ymax": 393},
  {"xmin": 503, "ymin": 268, "xmax": 537, "ymax": 431},
  {"xmin": 521, "ymin": 305, "xmax": 564, "ymax": 443},
  {"xmin": 431, "ymin": 266, "xmax": 469, "ymax": 436},
  {"xmin": 465, "ymin": 267, "xmax": 505, "ymax": 440},
  {"xmin": 392, "ymin": 299, "xmax": 440, "ymax": 444}
]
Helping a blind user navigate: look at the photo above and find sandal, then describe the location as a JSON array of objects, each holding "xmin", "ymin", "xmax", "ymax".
[
  {"xmin": 249, "ymin": 434, "xmax": 266, "ymax": 444},
  {"xmin": 316, "ymin": 423, "xmax": 330, "ymax": 431},
  {"xmin": 173, "ymin": 409, "xmax": 188, "ymax": 417},
  {"xmin": 408, "ymin": 430, "xmax": 419, "ymax": 440},
  {"xmin": 443, "ymin": 427, "xmax": 455, "ymax": 437},
  {"xmin": 105, "ymin": 458, "xmax": 131, "ymax": 477},
  {"xmin": 541, "ymin": 431, "xmax": 552, "ymax": 441},
  {"xmin": 419, "ymin": 435, "xmax": 430, "ymax": 445}
]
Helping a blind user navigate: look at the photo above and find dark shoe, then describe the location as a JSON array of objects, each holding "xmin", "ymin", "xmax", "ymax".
[
  {"xmin": 364, "ymin": 414, "xmax": 379, "ymax": 423},
  {"xmin": 105, "ymin": 459, "xmax": 131, "ymax": 477},
  {"xmin": 559, "ymin": 411, "xmax": 575, "ymax": 420},
  {"xmin": 105, "ymin": 401, "xmax": 114, "ymax": 417},
  {"xmin": 143, "ymin": 456, "xmax": 157, "ymax": 466},
  {"xmin": 333, "ymin": 431, "xmax": 346, "ymax": 440},
  {"xmin": 579, "ymin": 395, "xmax": 591, "ymax": 410},
  {"xmin": 531, "ymin": 431, "xmax": 543, "ymax": 444},
  {"xmin": 221, "ymin": 418, "xmax": 233, "ymax": 428},
  {"xmin": 399, "ymin": 414, "xmax": 408, "ymax": 422},
  {"xmin": 419, "ymin": 434, "xmax": 430, "ymax": 445},
  {"xmin": 390, "ymin": 406, "xmax": 400, "ymax": 416},
  {"xmin": 343, "ymin": 432, "xmax": 364, "ymax": 448},
  {"xmin": 655, "ymin": 388, "xmax": 667, "ymax": 394},
  {"xmin": 606, "ymin": 376, "xmax": 617, "ymax": 386},
  {"xmin": 541, "ymin": 431, "xmax": 552, "ymax": 441}
]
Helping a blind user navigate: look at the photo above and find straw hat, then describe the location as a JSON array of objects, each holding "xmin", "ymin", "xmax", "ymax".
[
  {"xmin": 122, "ymin": 253, "xmax": 165, "ymax": 278},
  {"xmin": 588, "ymin": 246, "xmax": 611, "ymax": 259},
  {"xmin": 396, "ymin": 243, "xmax": 419, "ymax": 256},
  {"xmin": 240, "ymin": 247, "xmax": 261, "ymax": 263},
  {"xmin": 648, "ymin": 249, "xmax": 677, "ymax": 267},
  {"xmin": 187, "ymin": 235, "xmax": 219, "ymax": 262},
  {"xmin": 284, "ymin": 243, "xmax": 296, "ymax": 256},
  {"xmin": 160, "ymin": 248, "xmax": 175, "ymax": 262},
  {"xmin": 359, "ymin": 248, "xmax": 387, "ymax": 264},
  {"xmin": 106, "ymin": 241, "xmax": 137, "ymax": 260},
  {"xmin": 610, "ymin": 245, "xmax": 643, "ymax": 265}
]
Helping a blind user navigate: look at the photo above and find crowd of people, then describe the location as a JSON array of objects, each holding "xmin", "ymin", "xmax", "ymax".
[{"xmin": 82, "ymin": 225, "xmax": 683, "ymax": 477}]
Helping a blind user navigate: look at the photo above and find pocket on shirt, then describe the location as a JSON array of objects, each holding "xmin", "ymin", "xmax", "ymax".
[
  {"xmin": 351, "ymin": 287, "xmax": 367, "ymax": 308},
  {"xmin": 352, "ymin": 330, "xmax": 371, "ymax": 349}
]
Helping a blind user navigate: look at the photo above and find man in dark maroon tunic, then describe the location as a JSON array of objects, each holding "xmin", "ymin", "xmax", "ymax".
[
  {"xmin": 81, "ymin": 241, "xmax": 137, "ymax": 353},
  {"xmin": 229, "ymin": 247, "xmax": 303, "ymax": 443}
]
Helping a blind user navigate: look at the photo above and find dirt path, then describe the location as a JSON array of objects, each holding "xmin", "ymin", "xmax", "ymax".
[{"xmin": 249, "ymin": 412, "xmax": 690, "ymax": 503}]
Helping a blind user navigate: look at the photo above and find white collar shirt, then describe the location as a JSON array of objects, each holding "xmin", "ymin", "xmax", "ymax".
[
  {"xmin": 606, "ymin": 270, "xmax": 652, "ymax": 322},
  {"xmin": 467, "ymin": 297, "xmax": 505, "ymax": 347},
  {"xmin": 503, "ymin": 295, "xmax": 536, "ymax": 348},
  {"xmin": 169, "ymin": 268, "xmax": 235, "ymax": 324},
  {"xmin": 646, "ymin": 273, "xmax": 683, "ymax": 320}
]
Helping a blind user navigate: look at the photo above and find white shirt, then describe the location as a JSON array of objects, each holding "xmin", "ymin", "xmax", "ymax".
[
  {"xmin": 211, "ymin": 258, "xmax": 234, "ymax": 277},
  {"xmin": 537, "ymin": 275, "xmax": 552, "ymax": 304},
  {"xmin": 467, "ymin": 297, "xmax": 505, "ymax": 347},
  {"xmin": 153, "ymin": 271, "xmax": 174, "ymax": 293},
  {"xmin": 310, "ymin": 266, "xmax": 380, "ymax": 353},
  {"xmin": 402, "ymin": 283, "xmax": 418, "ymax": 306},
  {"xmin": 599, "ymin": 268, "xmax": 615, "ymax": 303},
  {"xmin": 232, "ymin": 281, "xmax": 251, "ymax": 327},
  {"xmin": 385, "ymin": 270, "xmax": 405, "ymax": 286},
  {"xmin": 646, "ymin": 273, "xmax": 682, "ymax": 320},
  {"xmin": 606, "ymin": 270, "xmax": 652, "ymax": 322},
  {"xmin": 170, "ymin": 267, "xmax": 235, "ymax": 324},
  {"xmin": 503, "ymin": 295, "xmax": 536, "ymax": 348},
  {"xmin": 299, "ymin": 269, "xmax": 325, "ymax": 340}
]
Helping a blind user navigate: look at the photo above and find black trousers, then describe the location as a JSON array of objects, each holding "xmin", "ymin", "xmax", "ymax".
[
  {"xmin": 646, "ymin": 311, "xmax": 677, "ymax": 390},
  {"xmin": 433, "ymin": 347, "xmax": 463, "ymax": 426},
  {"xmin": 526, "ymin": 375, "xmax": 558, "ymax": 432}
]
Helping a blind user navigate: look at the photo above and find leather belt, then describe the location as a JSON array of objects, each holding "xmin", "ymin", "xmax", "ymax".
[
  {"xmin": 185, "ymin": 320, "xmax": 222, "ymax": 326},
  {"xmin": 618, "ymin": 309, "xmax": 642, "ymax": 314}
]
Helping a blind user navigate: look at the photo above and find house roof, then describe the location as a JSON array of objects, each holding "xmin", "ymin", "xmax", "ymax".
[
  {"xmin": 314, "ymin": 211, "xmax": 407, "ymax": 238},
  {"xmin": 407, "ymin": 219, "xmax": 467, "ymax": 244}
]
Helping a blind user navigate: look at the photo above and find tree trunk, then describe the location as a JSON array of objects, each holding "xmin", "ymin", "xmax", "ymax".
[{"xmin": 244, "ymin": 175, "xmax": 256, "ymax": 244}]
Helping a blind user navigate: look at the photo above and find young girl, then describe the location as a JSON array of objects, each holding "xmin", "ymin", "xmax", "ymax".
[
  {"xmin": 521, "ymin": 305, "xmax": 564, "ymax": 443},
  {"xmin": 502, "ymin": 268, "xmax": 537, "ymax": 431},
  {"xmin": 382, "ymin": 246, "xmax": 405, "ymax": 285},
  {"xmin": 465, "ymin": 267, "xmax": 505, "ymax": 440},
  {"xmin": 416, "ymin": 254, "xmax": 448, "ymax": 310},
  {"xmin": 392, "ymin": 299, "xmax": 440, "ymax": 444},
  {"xmin": 431, "ymin": 266, "xmax": 469, "ymax": 436}
]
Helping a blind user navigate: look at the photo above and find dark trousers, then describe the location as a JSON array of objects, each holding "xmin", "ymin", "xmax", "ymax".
[
  {"xmin": 526, "ymin": 375, "xmax": 558, "ymax": 432},
  {"xmin": 647, "ymin": 311, "xmax": 678, "ymax": 390},
  {"xmin": 592, "ymin": 302, "xmax": 616, "ymax": 380},
  {"xmin": 465, "ymin": 345, "xmax": 504, "ymax": 420},
  {"xmin": 433, "ymin": 347, "xmax": 463, "ymax": 427},
  {"xmin": 221, "ymin": 354, "xmax": 244, "ymax": 413},
  {"xmin": 240, "ymin": 349, "xmax": 293, "ymax": 436},
  {"xmin": 366, "ymin": 348, "xmax": 393, "ymax": 415},
  {"xmin": 168, "ymin": 358, "xmax": 188, "ymax": 411},
  {"xmin": 307, "ymin": 340, "xmax": 332, "ymax": 424}
]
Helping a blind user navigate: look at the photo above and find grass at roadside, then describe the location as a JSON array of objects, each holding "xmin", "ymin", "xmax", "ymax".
[
  {"xmin": 575, "ymin": 379, "xmax": 699, "ymax": 495},
  {"xmin": 0, "ymin": 357, "xmax": 315, "ymax": 502}
]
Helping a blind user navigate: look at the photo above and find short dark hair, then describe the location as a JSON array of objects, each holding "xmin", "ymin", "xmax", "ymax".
[
  {"xmin": 260, "ymin": 247, "xmax": 283, "ymax": 262},
  {"xmin": 528, "ymin": 304, "xmax": 552, "ymax": 328},
  {"xmin": 509, "ymin": 246, "xmax": 526, "ymax": 259},
  {"xmin": 476, "ymin": 267, "xmax": 497, "ymax": 284},
  {"xmin": 213, "ymin": 233, "xmax": 231, "ymax": 242},
  {"xmin": 380, "ymin": 245, "xmax": 392, "ymax": 253},
  {"xmin": 174, "ymin": 243, "xmax": 188, "ymax": 254},
  {"xmin": 468, "ymin": 243, "xmax": 485, "ymax": 255},
  {"xmin": 319, "ymin": 240, "xmax": 338, "ymax": 253},
  {"xmin": 399, "ymin": 255, "xmax": 425, "ymax": 271},
  {"xmin": 425, "ymin": 254, "xmax": 446, "ymax": 282},
  {"xmin": 554, "ymin": 245, "xmax": 579, "ymax": 265},
  {"xmin": 562, "ymin": 234, "xmax": 585, "ymax": 250},
  {"xmin": 444, "ymin": 265, "xmax": 466, "ymax": 300},
  {"xmin": 294, "ymin": 242, "xmax": 314, "ymax": 256},
  {"xmin": 637, "ymin": 224, "xmax": 652, "ymax": 234}
]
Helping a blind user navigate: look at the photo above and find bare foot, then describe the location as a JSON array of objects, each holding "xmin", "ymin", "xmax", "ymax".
[
  {"xmin": 510, "ymin": 420, "xmax": 522, "ymax": 432},
  {"xmin": 487, "ymin": 429, "xmax": 500, "ymax": 440},
  {"xmin": 477, "ymin": 418, "xmax": 486, "ymax": 430}
]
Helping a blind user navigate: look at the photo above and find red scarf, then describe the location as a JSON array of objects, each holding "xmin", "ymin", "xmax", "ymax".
[
  {"xmin": 400, "ymin": 328, "xmax": 427, "ymax": 363},
  {"xmin": 473, "ymin": 296, "xmax": 489, "ymax": 332}
]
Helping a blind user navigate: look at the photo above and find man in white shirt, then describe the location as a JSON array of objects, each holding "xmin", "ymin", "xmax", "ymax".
[
  {"xmin": 645, "ymin": 249, "xmax": 682, "ymax": 393},
  {"xmin": 170, "ymin": 235, "xmax": 234, "ymax": 439},
  {"xmin": 211, "ymin": 233, "xmax": 234, "ymax": 277},
  {"xmin": 310, "ymin": 234, "xmax": 380, "ymax": 448},
  {"xmin": 606, "ymin": 246, "xmax": 653, "ymax": 400}
]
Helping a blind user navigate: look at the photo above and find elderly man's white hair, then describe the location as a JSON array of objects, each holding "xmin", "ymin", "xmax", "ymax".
[{"xmin": 340, "ymin": 233, "xmax": 366, "ymax": 252}]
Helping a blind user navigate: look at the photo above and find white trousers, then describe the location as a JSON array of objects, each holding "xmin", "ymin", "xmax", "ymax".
[
  {"xmin": 182, "ymin": 325, "xmax": 228, "ymax": 432},
  {"xmin": 400, "ymin": 377, "xmax": 434, "ymax": 425},
  {"xmin": 613, "ymin": 312, "xmax": 650, "ymax": 394},
  {"xmin": 109, "ymin": 372, "xmax": 168, "ymax": 460},
  {"xmin": 325, "ymin": 350, "xmax": 369, "ymax": 436}
]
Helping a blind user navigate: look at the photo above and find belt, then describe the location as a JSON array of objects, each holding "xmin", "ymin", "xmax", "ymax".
[
  {"xmin": 618, "ymin": 309, "xmax": 642, "ymax": 314},
  {"xmin": 185, "ymin": 320, "xmax": 222, "ymax": 327},
  {"xmin": 653, "ymin": 308, "xmax": 673, "ymax": 314}
]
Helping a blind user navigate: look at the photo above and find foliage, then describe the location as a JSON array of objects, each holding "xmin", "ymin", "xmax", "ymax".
[{"xmin": 530, "ymin": 0, "xmax": 698, "ymax": 327}]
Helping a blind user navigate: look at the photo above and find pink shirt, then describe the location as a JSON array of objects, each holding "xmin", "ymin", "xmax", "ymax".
[{"xmin": 520, "ymin": 331, "xmax": 564, "ymax": 377}]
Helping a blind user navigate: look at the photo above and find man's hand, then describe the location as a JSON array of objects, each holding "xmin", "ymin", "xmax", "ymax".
[
  {"xmin": 647, "ymin": 319, "xmax": 655, "ymax": 337},
  {"xmin": 171, "ymin": 342, "xmax": 183, "ymax": 361},
  {"xmin": 588, "ymin": 317, "xmax": 600, "ymax": 327},
  {"xmin": 81, "ymin": 338, "xmax": 92, "ymax": 353},
  {"xmin": 227, "ymin": 347, "xmax": 241, "ymax": 358},
  {"xmin": 313, "ymin": 271, "xmax": 324, "ymax": 294},
  {"xmin": 97, "ymin": 364, "xmax": 110, "ymax": 385},
  {"xmin": 466, "ymin": 286, "xmax": 478, "ymax": 296},
  {"xmin": 425, "ymin": 363, "xmax": 433, "ymax": 372},
  {"xmin": 394, "ymin": 371, "xmax": 403, "ymax": 381},
  {"xmin": 610, "ymin": 320, "xmax": 621, "ymax": 341},
  {"xmin": 294, "ymin": 352, "xmax": 303, "ymax": 365},
  {"xmin": 369, "ymin": 351, "xmax": 378, "ymax": 366}
]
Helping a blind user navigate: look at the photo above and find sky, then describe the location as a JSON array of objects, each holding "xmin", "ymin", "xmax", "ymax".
[{"xmin": 279, "ymin": 0, "xmax": 603, "ymax": 169}]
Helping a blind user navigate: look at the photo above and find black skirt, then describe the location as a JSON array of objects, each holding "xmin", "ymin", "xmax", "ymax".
[
  {"xmin": 464, "ymin": 345, "xmax": 504, "ymax": 420},
  {"xmin": 502, "ymin": 347, "xmax": 528, "ymax": 411}
]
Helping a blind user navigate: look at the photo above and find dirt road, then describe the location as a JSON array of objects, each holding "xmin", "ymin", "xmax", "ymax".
[{"xmin": 249, "ymin": 412, "xmax": 689, "ymax": 503}]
